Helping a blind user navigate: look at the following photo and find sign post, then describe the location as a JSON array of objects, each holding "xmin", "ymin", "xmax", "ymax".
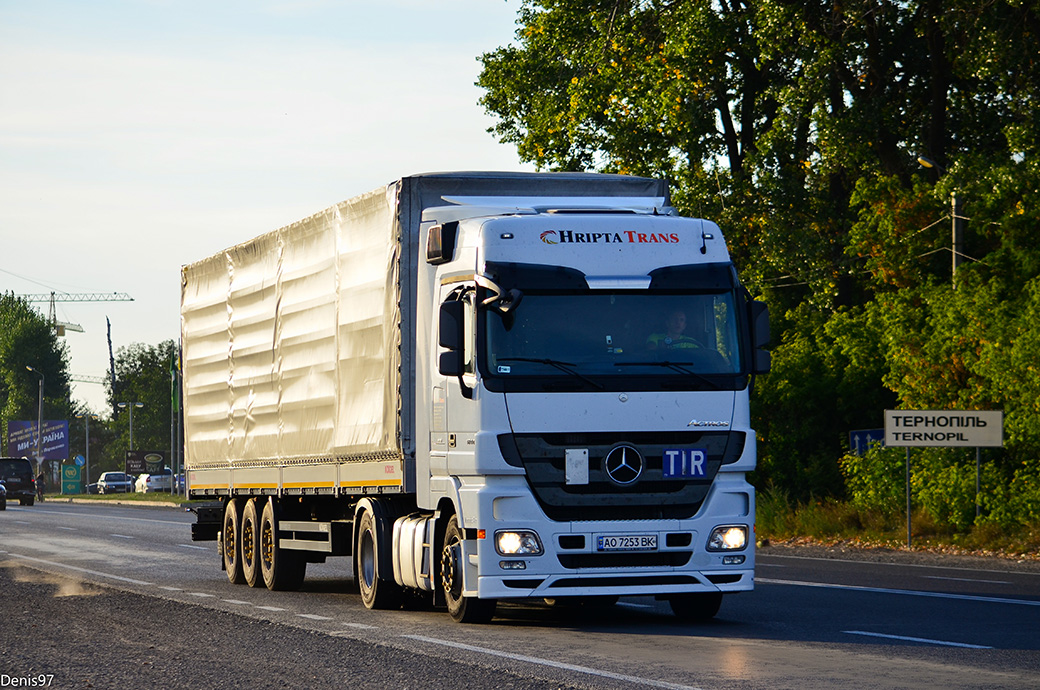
[{"xmin": 884, "ymin": 410, "xmax": 1004, "ymax": 548}]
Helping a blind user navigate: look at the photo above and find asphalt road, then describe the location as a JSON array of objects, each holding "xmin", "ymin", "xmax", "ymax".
[{"xmin": 1, "ymin": 501, "xmax": 1038, "ymax": 689}]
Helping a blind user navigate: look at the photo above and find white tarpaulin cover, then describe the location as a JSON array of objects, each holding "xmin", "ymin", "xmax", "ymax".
[{"xmin": 181, "ymin": 185, "xmax": 401, "ymax": 467}]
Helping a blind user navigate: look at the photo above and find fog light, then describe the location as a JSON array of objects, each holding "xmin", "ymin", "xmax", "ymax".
[
  {"xmin": 723, "ymin": 555, "xmax": 746, "ymax": 565},
  {"xmin": 495, "ymin": 530, "xmax": 543, "ymax": 556},
  {"xmin": 707, "ymin": 525, "xmax": 748, "ymax": 551},
  {"xmin": 499, "ymin": 560, "xmax": 527, "ymax": 570}
]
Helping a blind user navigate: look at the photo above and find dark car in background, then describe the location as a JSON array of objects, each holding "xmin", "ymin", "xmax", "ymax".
[
  {"xmin": 98, "ymin": 472, "xmax": 136, "ymax": 494},
  {"xmin": 0, "ymin": 480, "xmax": 7, "ymax": 510},
  {"xmin": 0, "ymin": 457, "xmax": 36, "ymax": 506}
]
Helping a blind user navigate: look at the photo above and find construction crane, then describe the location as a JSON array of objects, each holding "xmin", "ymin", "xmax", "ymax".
[
  {"xmin": 18, "ymin": 291, "xmax": 134, "ymax": 336},
  {"xmin": 70, "ymin": 375, "xmax": 108, "ymax": 384}
]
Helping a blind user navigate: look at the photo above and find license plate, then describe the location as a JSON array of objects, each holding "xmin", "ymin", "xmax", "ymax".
[{"xmin": 596, "ymin": 534, "xmax": 658, "ymax": 552}]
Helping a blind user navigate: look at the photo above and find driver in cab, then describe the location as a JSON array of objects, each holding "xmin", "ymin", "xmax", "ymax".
[{"xmin": 646, "ymin": 309, "xmax": 701, "ymax": 351}]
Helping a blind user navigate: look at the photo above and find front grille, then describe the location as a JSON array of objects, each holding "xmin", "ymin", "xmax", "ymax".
[
  {"xmin": 558, "ymin": 552, "xmax": 692, "ymax": 569},
  {"xmin": 499, "ymin": 431, "xmax": 744, "ymax": 521}
]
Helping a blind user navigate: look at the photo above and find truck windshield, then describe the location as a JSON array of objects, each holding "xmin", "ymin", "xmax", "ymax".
[{"xmin": 483, "ymin": 290, "xmax": 746, "ymax": 391}]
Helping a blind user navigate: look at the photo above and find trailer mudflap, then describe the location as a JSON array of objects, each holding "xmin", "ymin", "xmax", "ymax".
[{"xmin": 187, "ymin": 501, "xmax": 223, "ymax": 542}]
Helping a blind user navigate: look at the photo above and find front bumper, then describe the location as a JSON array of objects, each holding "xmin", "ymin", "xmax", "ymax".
[{"xmin": 460, "ymin": 474, "xmax": 755, "ymax": 601}]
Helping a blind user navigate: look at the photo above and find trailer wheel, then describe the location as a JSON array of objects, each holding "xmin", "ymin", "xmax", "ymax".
[
  {"xmin": 259, "ymin": 499, "xmax": 306, "ymax": 591},
  {"xmin": 441, "ymin": 515, "xmax": 496, "ymax": 624},
  {"xmin": 355, "ymin": 509, "xmax": 401, "ymax": 609},
  {"xmin": 668, "ymin": 592, "xmax": 723, "ymax": 621},
  {"xmin": 222, "ymin": 498, "xmax": 245, "ymax": 585},
  {"xmin": 241, "ymin": 498, "xmax": 262, "ymax": 588}
]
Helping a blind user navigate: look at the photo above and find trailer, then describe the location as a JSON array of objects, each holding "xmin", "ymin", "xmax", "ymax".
[{"xmin": 183, "ymin": 171, "xmax": 769, "ymax": 622}]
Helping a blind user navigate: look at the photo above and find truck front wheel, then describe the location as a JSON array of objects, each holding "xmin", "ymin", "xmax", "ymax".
[
  {"xmin": 222, "ymin": 499, "xmax": 245, "ymax": 585},
  {"xmin": 441, "ymin": 515, "xmax": 496, "ymax": 624}
]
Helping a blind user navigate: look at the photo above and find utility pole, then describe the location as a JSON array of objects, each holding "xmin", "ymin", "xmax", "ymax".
[{"xmin": 952, "ymin": 193, "xmax": 964, "ymax": 288}]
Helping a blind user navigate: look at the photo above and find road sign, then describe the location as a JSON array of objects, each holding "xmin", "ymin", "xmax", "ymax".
[
  {"xmin": 849, "ymin": 429, "xmax": 885, "ymax": 455},
  {"xmin": 75, "ymin": 454, "xmax": 86, "ymax": 467},
  {"xmin": 884, "ymin": 410, "xmax": 1003, "ymax": 448},
  {"xmin": 62, "ymin": 464, "xmax": 81, "ymax": 494}
]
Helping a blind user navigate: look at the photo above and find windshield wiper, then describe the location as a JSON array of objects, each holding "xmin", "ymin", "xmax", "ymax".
[
  {"xmin": 496, "ymin": 357, "xmax": 605, "ymax": 390},
  {"xmin": 617, "ymin": 361, "xmax": 721, "ymax": 390}
]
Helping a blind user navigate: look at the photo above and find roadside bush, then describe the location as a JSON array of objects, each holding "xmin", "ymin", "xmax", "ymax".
[{"xmin": 839, "ymin": 446, "xmax": 905, "ymax": 514}]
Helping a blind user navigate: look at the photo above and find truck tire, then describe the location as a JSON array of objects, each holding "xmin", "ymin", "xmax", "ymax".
[
  {"xmin": 241, "ymin": 498, "xmax": 262, "ymax": 588},
  {"xmin": 223, "ymin": 499, "xmax": 246, "ymax": 585},
  {"xmin": 259, "ymin": 499, "xmax": 306, "ymax": 591},
  {"xmin": 355, "ymin": 509, "xmax": 401, "ymax": 609},
  {"xmin": 668, "ymin": 592, "xmax": 723, "ymax": 621},
  {"xmin": 441, "ymin": 515, "xmax": 496, "ymax": 624}
]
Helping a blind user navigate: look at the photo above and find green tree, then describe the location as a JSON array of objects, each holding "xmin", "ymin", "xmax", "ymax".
[
  {"xmin": 0, "ymin": 293, "xmax": 72, "ymax": 461},
  {"xmin": 97, "ymin": 340, "xmax": 178, "ymax": 473}
]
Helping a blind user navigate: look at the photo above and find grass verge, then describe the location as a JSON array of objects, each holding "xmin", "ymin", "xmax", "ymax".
[
  {"xmin": 756, "ymin": 487, "xmax": 1040, "ymax": 561},
  {"xmin": 42, "ymin": 491, "xmax": 192, "ymax": 506}
]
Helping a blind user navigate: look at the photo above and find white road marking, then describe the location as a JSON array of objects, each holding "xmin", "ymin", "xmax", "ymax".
[
  {"xmin": 757, "ymin": 577, "xmax": 1040, "ymax": 607},
  {"xmin": 189, "ymin": 592, "xmax": 216, "ymax": 598},
  {"xmin": 56, "ymin": 526, "xmax": 77, "ymax": 531},
  {"xmin": 341, "ymin": 623, "xmax": 379, "ymax": 630},
  {"xmin": 403, "ymin": 634, "xmax": 706, "ymax": 690},
  {"xmin": 4, "ymin": 552, "xmax": 153, "ymax": 586},
  {"xmin": 222, "ymin": 599, "xmax": 251, "ymax": 605},
  {"xmin": 177, "ymin": 544, "xmax": 209, "ymax": 551},
  {"xmin": 25, "ymin": 507, "xmax": 186, "ymax": 526},
  {"xmin": 160, "ymin": 586, "xmax": 182, "ymax": 591},
  {"xmin": 921, "ymin": 575, "xmax": 1011, "ymax": 585},
  {"xmin": 110, "ymin": 534, "xmax": 134, "ymax": 539},
  {"xmin": 256, "ymin": 605, "xmax": 286, "ymax": 611},
  {"xmin": 843, "ymin": 630, "xmax": 992, "ymax": 649},
  {"xmin": 297, "ymin": 614, "xmax": 333, "ymax": 620}
]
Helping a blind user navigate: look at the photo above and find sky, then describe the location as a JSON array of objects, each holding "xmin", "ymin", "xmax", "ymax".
[{"xmin": 0, "ymin": 0, "xmax": 531, "ymax": 416}]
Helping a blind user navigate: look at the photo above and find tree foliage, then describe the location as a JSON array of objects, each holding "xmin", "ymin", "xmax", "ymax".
[
  {"xmin": 0, "ymin": 293, "xmax": 72, "ymax": 457},
  {"xmin": 95, "ymin": 339, "xmax": 178, "ymax": 474},
  {"xmin": 479, "ymin": 0, "xmax": 1040, "ymax": 525}
]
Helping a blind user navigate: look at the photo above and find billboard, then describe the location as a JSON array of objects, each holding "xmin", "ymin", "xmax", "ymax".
[
  {"xmin": 125, "ymin": 450, "xmax": 167, "ymax": 476},
  {"xmin": 7, "ymin": 420, "xmax": 70, "ymax": 461}
]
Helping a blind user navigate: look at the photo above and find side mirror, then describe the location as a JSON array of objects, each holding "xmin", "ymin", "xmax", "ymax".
[
  {"xmin": 426, "ymin": 222, "xmax": 459, "ymax": 265},
  {"xmin": 750, "ymin": 300, "xmax": 771, "ymax": 374},
  {"xmin": 438, "ymin": 300, "xmax": 464, "ymax": 376}
]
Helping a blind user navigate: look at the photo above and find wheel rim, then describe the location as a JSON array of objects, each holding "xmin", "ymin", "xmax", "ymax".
[
  {"xmin": 224, "ymin": 515, "xmax": 236, "ymax": 563},
  {"xmin": 242, "ymin": 519, "xmax": 254, "ymax": 566},
  {"xmin": 441, "ymin": 538, "xmax": 462, "ymax": 603},
  {"xmin": 360, "ymin": 531, "xmax": 376, "ymax": 589},
  {"xmin": 261, "ymin": 517, "xmax": 275, "ymax": 571}
]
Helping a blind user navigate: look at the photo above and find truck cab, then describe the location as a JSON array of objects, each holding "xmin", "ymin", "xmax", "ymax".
[{"xmin": 414, "ymin": 198, "xmax": 769, "ymax": 621}]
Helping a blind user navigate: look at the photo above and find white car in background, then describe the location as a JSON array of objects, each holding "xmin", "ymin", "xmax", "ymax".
[{"xmin": 135, "ymin": 468, "xmax": 173, "ymax": 493}]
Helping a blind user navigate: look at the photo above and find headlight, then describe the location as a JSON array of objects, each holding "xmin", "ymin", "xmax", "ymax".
[
  {"xmin": 707, "ymin": 525, "xmax": 748, "ymax": 551},
  {"xmin": 495, "ymin": 530, "xmax": 543, "ymax": 556}
]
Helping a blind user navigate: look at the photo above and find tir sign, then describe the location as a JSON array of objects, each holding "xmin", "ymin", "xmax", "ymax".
[{"xmin": 663, "ymin": 449, "xmax": 707, "ymax": 478}]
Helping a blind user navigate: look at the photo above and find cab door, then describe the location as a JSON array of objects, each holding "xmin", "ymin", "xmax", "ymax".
[{"xmin": 432, "ymin": 284, "xmax": 479, "ymax": 479}]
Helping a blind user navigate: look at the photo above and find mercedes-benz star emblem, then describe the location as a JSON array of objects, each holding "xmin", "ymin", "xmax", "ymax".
[{"xmin": 604, "ymin": 445, "xmax": 643, "ymax": 486}]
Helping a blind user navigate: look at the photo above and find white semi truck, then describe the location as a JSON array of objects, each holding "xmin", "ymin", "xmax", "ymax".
[{"xmin": 183, "ymin": 172, "xmax": 770, "ymax": 623}]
